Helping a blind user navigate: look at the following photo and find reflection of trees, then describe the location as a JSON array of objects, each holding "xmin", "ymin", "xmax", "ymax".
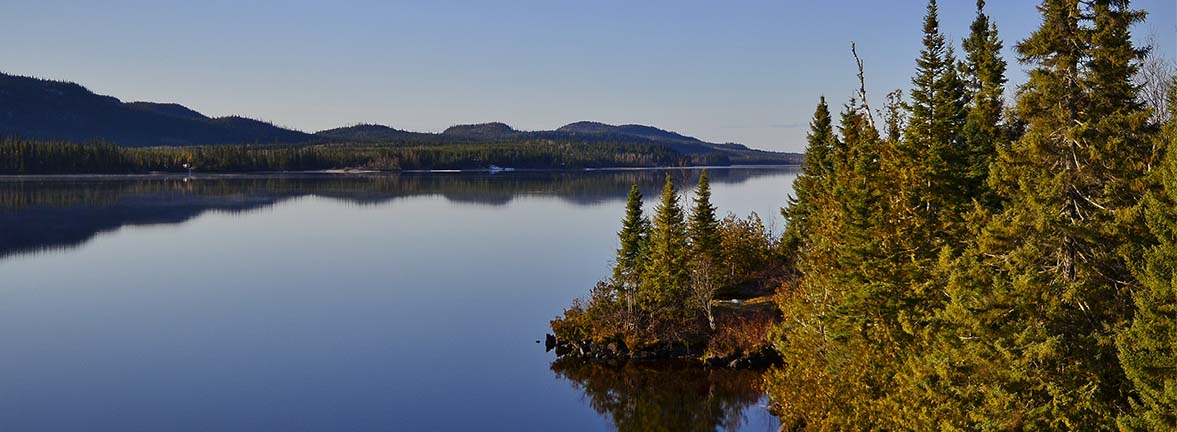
[
  {"xmin": 0, "ymin": 168, "xmax": 793, "ymax": 209},
  {"xmin": 0, "ymin": 168, "xmax": 794, "ymax": 259},
  {"xmin": 551, "ymin": 358, "xmax": 769, "ymax": 432}
]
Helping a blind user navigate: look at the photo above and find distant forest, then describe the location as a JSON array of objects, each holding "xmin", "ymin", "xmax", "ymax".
[{"xmin": 0, "ymin": 137, "xmax": 799, "ymax": 174}]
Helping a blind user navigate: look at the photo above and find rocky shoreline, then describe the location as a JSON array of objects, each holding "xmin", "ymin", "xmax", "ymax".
[{"xmin": 544, "ymin": 333, "xmax": 781, "ymax": 369}]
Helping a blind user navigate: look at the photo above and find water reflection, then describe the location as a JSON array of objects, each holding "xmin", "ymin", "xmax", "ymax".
[
  {"xmin": 552, "ymin": 359, "xmax": 775, "ymax": 432},
  {"xmin": 0, "ymin": 168, "xmax": 793, "ymax": 260},
  {"xmin": 0, "ymin": 167, "xmax": 796, "ymax": 431}
]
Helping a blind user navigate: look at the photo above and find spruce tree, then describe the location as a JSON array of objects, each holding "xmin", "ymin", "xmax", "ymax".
[
  {"xmin": 882, "ymin": 90, "xmax": 906, "ymax": 144},
  {"xmin": 897, "ymin": 0, "xmax": 970, "ymax": 246},
  {"xmin": 874, "ymin": 2, "xmax": 971, "ymax": 330},
  {"xmin": 771, "ymin": 98, "xmax": 893, "ymax": 427},
  {"xmin": 910, "ymin": 0, "xmax": 1155, "ymax": 427},
  {"xmin": 640, "ymin": 174, "xmax": 689, "ymax": 312},
  {"xmin": 959, "ymin": 0, "xmax": 1007, "ymax": 206},
  {"xmin": 1117, "ymin": 80, "xmax": 1177, "ymax": 431},
  {"xmin": 781, "ymin": 96, "xmax": 836, "ymax": 255},
  {"xmin": 688, "ymin": 170, "xmax": 721, "ymax": 263},
  {"xmin": 613, "ymin": 183, "xmax": 650, "ymax": 311},
  {"xmin": 687, "ymin": 171, "xmax": 724, "ymax": 330},
  {"xmin": 930, "ymin": 44, "xmax": 970, "ymax": 223}
]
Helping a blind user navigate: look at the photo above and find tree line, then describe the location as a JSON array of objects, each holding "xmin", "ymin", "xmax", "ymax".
[
  {"xmin": 0, "ymin": 138, "xmax": 732, "ymax": 174},
  {"xmin": 769, "ymin": 0, "xmax": 1174, "ymax": 429}
]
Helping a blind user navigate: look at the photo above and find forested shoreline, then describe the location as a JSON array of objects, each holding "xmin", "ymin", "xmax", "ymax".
[
  {"xmin": 552, "ymin": 0, "xmax": 1175, "ymax": 429},
  {"xmin": 0, "ymin": 138, "xmax": 798, "ymax": 175}
]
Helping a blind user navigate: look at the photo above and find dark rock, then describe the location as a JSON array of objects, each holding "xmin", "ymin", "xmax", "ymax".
[{"xmin": 545, "ymin": 334, "xmax": 557, "ymax": 352}]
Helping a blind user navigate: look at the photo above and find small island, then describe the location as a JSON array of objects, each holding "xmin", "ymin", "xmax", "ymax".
[{"xmin": 548, "ymin": 170, "xmax": 786, "ymax": 368}]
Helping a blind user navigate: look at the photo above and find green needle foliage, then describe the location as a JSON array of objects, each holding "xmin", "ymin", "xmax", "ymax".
[
  {"xmin": 641, "ymin": 174, "xmax": 691, "ymax": 312},
  {"xmin": 613, "ymin": 183, "xmax": 651, "ymax": 314},
  {"xmin": 769, "ymin": 0, "xmax": 1170, "ymax": 429},
  {"xmin": 1117, "ymin": 80, "xmax": 1177, "ymax": 431},
  {"xmin": 771, "ymin": 96, "xmax": 894, "ymax": 427},
  {"xmin": 781, "ymin": 96, "xmax": 837, "ymax": 257},
  {"xmin": 688, "ymin": 170, "xmax": 722, "ymax": 264},
  {"xmin": 891, "ymin": 0, "xmax": 970, "ymax": 252},
  {"xmin": 959, "ymin": 0, "xmax": 1008, "ymax": 208},
  {"xmin": 903, "ymin": 0, "xmax": 1156, "ymax": 428}
]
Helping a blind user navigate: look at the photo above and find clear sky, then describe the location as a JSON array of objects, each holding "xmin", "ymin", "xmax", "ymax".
[{"xmin": 1, "ymin": 1, "xmax": 1173, "ymax": 153}]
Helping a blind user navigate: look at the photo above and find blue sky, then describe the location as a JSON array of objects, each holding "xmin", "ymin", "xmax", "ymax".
[{"xmin": 1, "ymin": 0, "xmax": 1173, "ymax": 152}]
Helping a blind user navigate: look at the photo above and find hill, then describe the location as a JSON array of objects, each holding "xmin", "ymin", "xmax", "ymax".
[
  {"xmin": 0, "ymin": 71, "xmax": 801, "ymax": 166},
  {"xmin": 0, "ymin": 72, "xmax": 315, "ymax": 147},
  {"xmin": 319, "ymin": 121, "xmax": 793, "ymax": 163}
]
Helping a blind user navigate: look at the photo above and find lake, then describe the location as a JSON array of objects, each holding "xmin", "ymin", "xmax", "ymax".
[{"xmin": 0, "ymin": 167, "xmax": 796, "ymax": 431}]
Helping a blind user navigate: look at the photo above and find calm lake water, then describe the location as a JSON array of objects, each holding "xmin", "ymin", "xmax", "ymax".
[{"xmin": 0, "ymin": 167, "xmax": 796, "ymax": 431}]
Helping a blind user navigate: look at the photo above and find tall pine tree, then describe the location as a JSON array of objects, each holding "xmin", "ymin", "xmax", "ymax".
[
  {"xmin": 688, "ymin": 170, "xmax": 721, "ymax": 264},
  {"xmin": 613, "ymin": 183, "xmax": 650, "ymax": 323},
  {"xmin": 770, "ymin": 97, "xmax": 894, "ymax": 428},
  {"xmin": 640, "ymin": 174, "xmax": 689, "ymax": 313},
  {"xmin": 781, "ymin": 96, "xmax": 837, "ymax": 255},
  {"xmin": 959, "ymin": 0, "xmax": 1008, "ymax": 206},
  {"xmin": 895, "ymin": 0, "xmax": 970, "ymax": 248}
]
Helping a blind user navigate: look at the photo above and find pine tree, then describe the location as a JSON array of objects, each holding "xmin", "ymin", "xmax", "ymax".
[
  {"xmin": 688, "ymin": 170, "xmax": 721, "ymax": 263},
  {"xmin": 781, "ymin": 96, "xmax": 837, "ymax": 255},
  {"xmin": 930, "ymin": 44, "xmax": 971, "ymax": 226},
  {"xmin": 873, "ymin": 2, "xmax": 971, "ymax": 328},
  {"xmin": 910, "ymin": 0, "xmax": 1155, "ymax": 427},
  {"xmin": 770, "ymin": 98, "xmax": 894, "ymax": 427},
  {"xmin": 959, "ymin": 0, "xmax": 1007, "ymax": 206},
  {"xmin": 640, "ymin": 174, "xmax": 689, "ymax": 312},
  {"xmin": 897, "ymin": 0, "xmax": 970, "ymax": 246},
  {"xmin": 1117, "ymin": 79, "xmax": 1177, "ymax": 431},
  {"xmin": 614, "ymin": 183, "xmax": 650, "ymax": 282},
  {"xmin": 613, "ymin": 183, "xmax": 650, "ymax": 323},
  {"xmin": 687, "ymin": 170, "xmax": 725, "ymax": 330}
]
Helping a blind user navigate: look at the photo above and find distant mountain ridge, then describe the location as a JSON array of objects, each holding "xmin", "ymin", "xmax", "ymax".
[
  {"xmin": 558, "ymin": 121, "xmax": 704, "ymax": 144},
  {"xmin": 0, "ymin": 71, "xmax": 799, "ymax": 163},
  {"xmin": 0, "ymin": 72, "xmax": 315, "ymax": 147},
  {"xmin": 315, "ymin": 124, "xmax": 436, "ymax": 142},
  {"xmin": 124, "ymin": 102, "xmax": 209, "ymax": 121},
  {"xmin": 321, "ymin": 121, "xmax": 761, "ymax": 157}
]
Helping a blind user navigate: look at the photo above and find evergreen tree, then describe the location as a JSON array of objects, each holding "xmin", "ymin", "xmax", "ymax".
[
  {"xmin": 1117, "ymin": 79, "xmax": 1177, "ymax": 431},
  {"xmin": 640, "ymin": 174, "xmax": 689, "ymax": 312},
  {"xmin": 872, "ymin": 2, "xmax": 971, "ymax": 333},
  {"xmin": 910, "ymin": 0, "xmax": 1155, "ymax": 427},
  {"xmin": 613, "ymin": 183, "xmax": 650, "ymax": 323},
  {"xmin": 687, "ymin": 170, "xmax": 724, "ymax": 330},
  {"xmin": 896, "ymin": 0, "xmax": 970, "ymax": 247},
  {"xmin": 781, "ymin": 96, "xmax": 837, "ymax": 255},
  {"xmin": 931, "ymin": 44, "xmax": 971, "ymax": 222},
  {"xmin": 959, "ymin": 0, "xmax": 1007, "ymax": 206},
  {"xmin": 770, "ymin": 98, "xmax": 894, "ymax": 427},
  {"xmin": 688, "ymin": 170, "xmax": 722, "ymax": 263},
  {"xmin": 614, "ymin": 183, "xmax": 650, "ymax": 283}
]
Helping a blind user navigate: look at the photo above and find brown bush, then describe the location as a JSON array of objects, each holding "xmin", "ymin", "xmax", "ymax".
[{"xmin": 705, "ymin": 310, "xmax": 776, "ymax": 358}]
